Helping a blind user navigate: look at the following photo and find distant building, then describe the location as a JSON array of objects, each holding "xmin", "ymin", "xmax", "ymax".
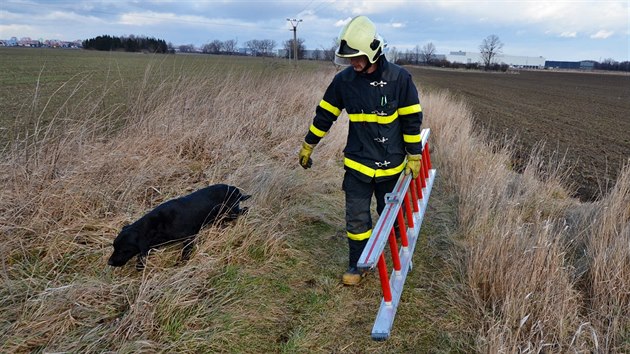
[
  {"xmin": 0, "ymin": 37, "xmax": 19, "ymax": 46},
  {"xmin": 545, "ymin": 60, "xmax": 596, "ymax": 70},
  {"xmin": 432, "ymin": 54, "xmax": 446, "ymax": 61},
  {"xmin": 445, "ymin": 51, "xmax": 545, "ymax": 69},
  {"xmin": 0, "ymin": 36, "xmax": 80, "ymax": 48},
  {"xmin": 17, "ymin": 37, "xmax": 41, "ymax": 47}
]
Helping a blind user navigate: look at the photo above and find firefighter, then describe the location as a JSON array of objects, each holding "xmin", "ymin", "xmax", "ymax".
[{"xmin": 298, "ymin": 15, "xmax": 423, "ymax": 285}]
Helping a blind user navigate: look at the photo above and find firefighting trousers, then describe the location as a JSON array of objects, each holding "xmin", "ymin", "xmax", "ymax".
[{"xmin": 343, "ymin": 171, "xmax": 400, "ymax": 268}]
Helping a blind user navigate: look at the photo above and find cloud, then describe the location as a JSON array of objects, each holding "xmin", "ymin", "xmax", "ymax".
[
  {"xmin": 0, "ymin": 8, "xmax": 107, "ymax": 39},
  {"xmin": 331, "ymin": 0, "xmax": 409, "ymax": 15},
  {"xmin": 116, "ymin": 11, "xmax": 259, "ymax": 31},
  {"xmin": 590, "ymin": 30, "xmax": 614, "ymax": 39},
  {"xmin": 42, "ymin": 11, "xmax": 93, "ymax": 22},
  {"xmin": 427, "ymin": 0, "xmax": 628, "ymax": 36},
  {"xmin": 334, "ymin": 17, "xmax": 352, "ymax": 27},
  {"xmin": 118, "ymin": 11, "xmax": 185, "ymax": 26},
  {"xmin": 0, "ymin": 24, "xmax": 34, "ymax": 35},
  {"xmin": 391, "ymin": 22, "xmax": 405, "ymax": 28},
  {"xmin": 560, "ymin": 31, "xmax": 577, "ymax": 38},
  {"xmin": 0, "ymin": 10, "xmax": 22, "ymax": 20}
]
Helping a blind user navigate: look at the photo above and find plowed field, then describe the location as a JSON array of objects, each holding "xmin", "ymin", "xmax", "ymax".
[{"xmin": 410, "ymin": 67, "xmax": 630, "ymax": 201}]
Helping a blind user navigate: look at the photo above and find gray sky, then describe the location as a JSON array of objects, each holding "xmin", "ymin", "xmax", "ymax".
[{"xmin": 1, "ymin": 0, "xmax": 628, "ymax": 61}]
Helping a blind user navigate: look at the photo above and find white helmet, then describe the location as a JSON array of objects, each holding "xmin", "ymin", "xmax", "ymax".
[{"xmin": 335, "ymin": 16, "xmax": 385, "ymax": 65}]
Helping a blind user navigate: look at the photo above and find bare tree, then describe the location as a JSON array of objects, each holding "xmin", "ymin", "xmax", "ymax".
[
  {"xmin": 403, "ymin": 49, "xmax": 414, "ymax": 64},
  {"xmin": 479, "ymin": 34, "xmax": 503, "ymax": 69},
  {"xmin": 321, "ymin": 38, "xmax": 337, "ymax": 62},
  {"xmin": 387, "ymin": 46, "xmax": 400, "ymax": 64},
  {"xmin": 312, "ymin": 48, "xmax": 322, "ymax": 60},
  {"xmin": 178, "ymin": 44, "xmax": 195, "ymax": 53},
  {"xmin": 414, "ymin": 45, "xmax": 420, "ymax": 65},
  {"xmin": 223, "ymin": 39, "xmax": 238, "ymax": 55},
  {"xmin": 202, "ymin": 40, "xmax": 223, "ymax": 54},
  {"xmin": 283, "ymin": 38, "xmax": 305, "ymax": 59},
  {"xmin": 245, "ymin": 39, "xmax": 276, "ymax": 57},
  {"xmin": 245, "ymin": 39, "xmax": 261, "ymax": 56},
  {"xmin": 419, "ymin": 42, "xmax": 436, "ymax": 64},
  {"xmin": 245, "ymin": 39, "xmax": 260, "ymax": 57},
  {"xmin": 261, "ymin": 39, "xmax": 276, "ymax": 57}
]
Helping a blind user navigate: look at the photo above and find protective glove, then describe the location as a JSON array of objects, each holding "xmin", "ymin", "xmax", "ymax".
[
  {"xmin": 298, "ymin": 142, "xmax": 314, "ymax": 169},
  {"xmin": 405, "ymin": 154, "xmax": 422, "ymax": 179}
]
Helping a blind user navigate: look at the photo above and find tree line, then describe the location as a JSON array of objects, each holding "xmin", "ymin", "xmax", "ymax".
[
  {"xmin": 82, "ymin": 35, "xmax": 170, "ymax": 53},
  {"xmin": 391, "ymin": 35, "xmax": 629, "ymax": 72},
  {"xmin": 391, "ymin": 35, "xmax": 506, "ymax": 71},
  {"xmin": 198, "ymin": 35, "xmax": 628, "ymax": 72},
  {"xmin": 80, "ymin": 34, "xmax": 628, "ymax": 72},
  {"xmin": 197, "ymin": 38, "xmax": 310, "ymax": 59},
  {"xmin": 197, "ymin": 37, "xmax": 339, "ymax": 61},
  {"xmin": 196, "ymin": 39, "xmax": 278, "ymax": 57},
  {"xmin": 594, "ymin": 59, "xmax": 630, "ymax": 72}
]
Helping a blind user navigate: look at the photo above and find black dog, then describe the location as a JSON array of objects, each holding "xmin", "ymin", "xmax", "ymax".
[{"xmin": 108, "ymin": 184, "xmax": 250, "ymax": 270}]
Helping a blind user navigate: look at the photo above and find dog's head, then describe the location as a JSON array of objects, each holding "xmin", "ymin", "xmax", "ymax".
[
  {"xmin": 222, "ymin": 185, "xmax": 251, "ymax": 220},
  {"xmin": 108, "ymin": 225, "xmax": 141, "ymax": 267}
]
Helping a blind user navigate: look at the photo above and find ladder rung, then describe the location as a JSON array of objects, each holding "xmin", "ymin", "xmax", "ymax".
[{"xmin": 370, "ymin": 168, "xmax": 436, "ymax": 340}]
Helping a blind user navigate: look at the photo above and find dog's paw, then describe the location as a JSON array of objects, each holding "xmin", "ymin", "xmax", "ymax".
[{"xmin": 135, "ymin": 256, "xmax": 146, "ymax": 271}]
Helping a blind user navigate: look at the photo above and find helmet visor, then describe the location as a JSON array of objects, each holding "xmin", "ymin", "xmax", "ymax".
[
  {"xmin": 334, "ymin": 56, "xmax": 351, "ymax": 66},
  {"xmin": 335, "ymin": 39, "xmax": 362, "ymax": 66},
  {"xmin": 337, "ymin": 40, "xmax": 359, "ymax": 56}
]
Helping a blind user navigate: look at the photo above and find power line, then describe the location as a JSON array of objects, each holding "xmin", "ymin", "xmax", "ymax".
[
  {"xmin": 310, "ymin": 0, "xmax": 335, "ymax": 16},
  {"xmin": 296, "ymin": 0, "xmax": 316, "ymax": 16}
]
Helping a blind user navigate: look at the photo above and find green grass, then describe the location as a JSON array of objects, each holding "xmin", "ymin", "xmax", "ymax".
[{"xmin": 0, "ymin": 47, "xmax": 328, "ymax": 145}]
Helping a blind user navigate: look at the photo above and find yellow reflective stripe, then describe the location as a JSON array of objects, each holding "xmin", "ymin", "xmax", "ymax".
[
  {"xmin": 348, "ymin": 111, "xmax": 398, "ymax": 124},
  {"xmin": 309, "ymin": 124, "xmax": 326, "ymax": 138},
  {"xmin": 348, "ymin": 229, "xmax": 372, "ymax": 241},
  {"xmin": 403, "ymin": 133, "xmax": 421, "ymax": 143},
  {"xmin": 398, "ymin": 104, "xmax": 421, "ymax": 115},
  {"xmin": 319, "ymin": 100, "xmax": 341, "ymax": 116},
  {"xmin": 345, "ymin": 158, "xmax": 376, "ymax": 177},
  {"xmin": 344, "ymin": 158, "xmax": 406, "ymax": 178}
]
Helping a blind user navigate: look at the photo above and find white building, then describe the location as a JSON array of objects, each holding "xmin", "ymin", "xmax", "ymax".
[{"xmin": 446, "ymin": 51, "xmax": 545, "ymax": 69}]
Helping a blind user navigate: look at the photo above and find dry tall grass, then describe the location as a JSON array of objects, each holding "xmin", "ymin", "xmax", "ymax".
[
  {"xmin": 425, "ymin": 91, "xmax": 629, "ymax": 353},
  {"xmin": 1, "ymin": 61, "xmax": 343, "ymax": 352},
  {"xmin": 1, "ymin": 57, "xmax": 628, "ymax": 353}
]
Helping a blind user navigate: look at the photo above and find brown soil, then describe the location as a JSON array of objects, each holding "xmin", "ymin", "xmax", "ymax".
[{"xmin": 410, "ymin": 67, "xmax": 630, "ymax": 201}]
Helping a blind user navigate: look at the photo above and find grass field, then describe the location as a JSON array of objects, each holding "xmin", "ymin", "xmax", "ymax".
[
  {"xmin": 409, "ymin": 66, "xmax": 630, "ymax": 202},
  {"xmin": 1, "ymin": 48, "xmax": 628, "ymax": 353},
  {"xmin": 0, "ymin": 47, "xmax": 323, "ymax": 144}
]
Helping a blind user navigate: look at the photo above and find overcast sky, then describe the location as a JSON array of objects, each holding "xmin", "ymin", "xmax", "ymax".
[{"xmin": 1, "ymin": 0, "xmax": 628, "ymax": 61}]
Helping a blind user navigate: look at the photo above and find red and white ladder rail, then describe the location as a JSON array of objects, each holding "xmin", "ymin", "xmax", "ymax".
[{"xmin": 357, "ymin": 127, "xmax": 436, "ymax": 341}]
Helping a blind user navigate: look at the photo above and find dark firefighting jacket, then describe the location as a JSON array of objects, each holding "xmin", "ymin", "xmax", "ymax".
[{"xmin": 304, "ymin": 56, "xmax": 423, "ymax": 183}]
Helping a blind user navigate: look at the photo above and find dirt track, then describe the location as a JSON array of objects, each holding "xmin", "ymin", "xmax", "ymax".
[{"xmin": 410, "ymin": 67, "xmax": 630, "ymax": 201}]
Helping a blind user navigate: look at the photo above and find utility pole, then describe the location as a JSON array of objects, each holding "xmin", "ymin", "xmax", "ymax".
[{"xmin": 286, "ymin": 18, "xmax": 302, "ymax": 62}]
